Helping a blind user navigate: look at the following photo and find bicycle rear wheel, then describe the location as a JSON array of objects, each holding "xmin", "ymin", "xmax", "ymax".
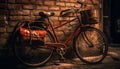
[
  {"xmin": 73, "ymin": 27, "xmax": 108, "ymax": 64},
  {"xmin": 13, "ymin": 26, "xmax": 55, "ymax": 67}
]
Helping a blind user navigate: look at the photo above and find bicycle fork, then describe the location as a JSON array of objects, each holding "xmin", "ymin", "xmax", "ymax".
[{"xmin": 81, "ymin": 31, "xmax": 94, "ymax": 48}]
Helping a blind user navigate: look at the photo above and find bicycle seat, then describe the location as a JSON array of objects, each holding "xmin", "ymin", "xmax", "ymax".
[{"xmin": 39, "ymin": 11, "xmax": 55, "ymax": 18}]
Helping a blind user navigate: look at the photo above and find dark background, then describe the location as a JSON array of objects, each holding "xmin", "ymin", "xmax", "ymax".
[
  {"xmin": 110, "ymin": 0, "xmax": 120, "ymax": 43},
  {"xmin": 103, "ymin": 0, "xmax": 120, "ymax": 44}
]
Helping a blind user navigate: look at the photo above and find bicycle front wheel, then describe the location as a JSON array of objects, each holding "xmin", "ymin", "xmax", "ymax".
[
  {"xmin": 74, "ymin": 27, "xmax": 108, "ymax": 64},
  {"xmin": 14, "ymin": 28, "xmax": 55, "ymax": 67}
]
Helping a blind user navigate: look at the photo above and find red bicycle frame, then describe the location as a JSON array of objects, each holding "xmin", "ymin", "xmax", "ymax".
[{"xmin": 46, "ymin": 17, "xmax": 81, "ymax": 47}]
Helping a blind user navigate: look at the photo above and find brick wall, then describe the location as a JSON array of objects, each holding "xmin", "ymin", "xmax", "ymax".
[{"xmin": 0, "ymin": 0, "xmax": 101, "ymax": 56}]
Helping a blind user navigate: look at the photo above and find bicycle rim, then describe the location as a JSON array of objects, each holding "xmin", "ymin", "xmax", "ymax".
[
  {"xmin": 74, "ymin": 27, "xmax": 108, "ymax": 64},
  {"xmin": 14, "ymin": 30, "xmax": 54, "ymax": 67}
]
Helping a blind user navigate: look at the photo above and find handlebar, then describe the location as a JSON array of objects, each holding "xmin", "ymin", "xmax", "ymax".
[
  {"xmin": 77, "ymin": 0, "xmax": 86, "ymax": 8},
  {"xmin": 77, "ymin": 0, "xmax": 84, "ymax": 5}
]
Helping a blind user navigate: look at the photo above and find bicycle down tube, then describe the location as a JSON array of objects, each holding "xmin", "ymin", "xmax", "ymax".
[{"xmin": 47, "ymin": 17, "xmax": 80, "ymax": 45}]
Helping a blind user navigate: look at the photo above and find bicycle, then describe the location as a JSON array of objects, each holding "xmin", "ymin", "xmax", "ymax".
[{"xmin": 12, "ymin": 0, "xmax": 108, "ymax": 67}]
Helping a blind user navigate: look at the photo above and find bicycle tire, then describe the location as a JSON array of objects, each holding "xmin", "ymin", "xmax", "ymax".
[
  {"xmin": 73, "ymin": 26, "xmax": 108, "ymax": 64},
  {"xmin": 13, "ymin": 25, "xmax": 55, "ymax": 67}
]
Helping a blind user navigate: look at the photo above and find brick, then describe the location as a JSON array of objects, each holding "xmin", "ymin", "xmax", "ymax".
[
  {"xmin": 0, "ymin": 27, "xmax": 6, "ymax": 33},
  {"xmin": 6, "ymin": 27, "xmax": 14, "ymax": 33},
  {"xmin": 44, "ymin": 1, "xmax": 55, "ymax": 6},
  {"xmin": 63, "ymin": 29, "xmax": 72, "ymax": 36},
  {"xmin": 0, "ymin": 33, "xmax": 9, "ymax": 39},
  {"xmin": 70, "ymin": 0, "xmax": 77, "ymax": 2},
  {"xmin": 8, "ymin": 0, "xmax": 15, "ymax": 3},
  {"xmin": 66, "ymin": 3, "xmax": 71, "ymax": 7},
  {"xmin": 16, "ymin": 0, "xmax": 30, "ymax": 4},
  {"xmin": 23, "ymin": 4, "xmax": 35, "ymax": 10},
  {"xmin": 86, "ymin": 0, "xmax": 92, "ymax": 4},
  {"xmin": 50, "ymin": 16, "xmax": 59, "ymax": 21},
  {"xmin": 59, "ymin": 17, "xmax": 70, "ymax": 21},
  {"xmin": 86, "ymin": 0, "xmax": 99, "ymax": 4},
  {"xmin": 8, "ymin": 4, "xmax": 22, "ymax": 10},
  {"xmin": 56, "ymin": 25, "xmax": 72, "ymax": 41},
  {"xmin": 86, "ymin": 4, "xmax": 94, "ymax": 9},
  {"xmin": 22, "ymin": 10, "xmax": 30, "ymax": 15},
  {"xmin": 30, "ymin": 0, "xmax": 36, "ymax": 4},
  {"xmin": 60, "ymin": 0, "xmax": 69, "ymax": 2},
  {"xmin": 61, "ymin": 25, "xmax": 71, "ymax": 31},
  {"xmin": 8, "ymin": 21, "xmax": 18, "ymax": 27},
  {"xmin": 74, "ymin": 3, "xmax": 81, "ymax": 8},
  {"xmin": 94, "ymin": 0, "xmax": 99, "ymax": 4},
  {"xmin": 36, "ymin": 6, "xmax": 49, "ymax": 10},
  {"xmin": 51, "ymin": 21, "xmax": 60, "ymax": 27},
  {"xmin": 9, "ymin": 16, "xmax": 23, "ymax": 21},
  {"xmin": 10, "ymin": 10, "xmax": 30, "ymax": 16},
  {"xmin": 60, "ymin": 7, "xmax": 70, "ymax": 10},
  {"xmin": 56, "ymin": 2, "xmax": 65, "ymax": 6},
  {"xmin": 49, "ymin": 6, "xmax": 60, "ymax": 11},
  {"xmin": 35, "ymin": 0, "xmax": 43, "ymax": 5},
  {"xmin": 70, "ymin": 3, "xmax": 75, "ymax": 7},
  {"xmin": 55, "ymin": 30, "xmax": 65, "ymax": 41},
  {"xmin": 32, "ymin": 10, "xmax": 42, "ymax": 16},
  {"xmin": 62, "ymin": 24, "xmax": 75, "ymax": 35},
  {"xmin": 66, "ymin": 3, "xmax": 75, "ymax": 7},
  {"xmin": 9, "ymin": 10, "xmax": 18, "ymax": 15},
  {"xmin": 22, "ymin": 16, "xmax": 32, "ymax": 20},
  {"xmin": 53, "ymin": 11, "xmax": 60, "ymax": 16}
]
